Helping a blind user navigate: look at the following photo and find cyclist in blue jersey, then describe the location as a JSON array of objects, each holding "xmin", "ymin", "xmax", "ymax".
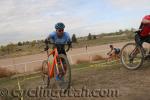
[
  {"xmin": 45, "ymin": 22, "xmax": 72, "ymax": 55},
  {"xmin": 44, "ymin": 22, "xmax": 72, "ymax": 81},
  {"xmin": 107, "ymin": 45, "xmax": 120, "ymax": 61}
]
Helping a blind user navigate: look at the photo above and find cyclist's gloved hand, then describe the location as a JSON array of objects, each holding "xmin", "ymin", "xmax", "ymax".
[
  {"xmin": 66, "ymin": 41, "xmax": 72, "ymax": 52},
  {"xmin": 135, "ymin": 29, "xmax": 142, "ymax": 34},
  {"xmin": 67, "ymin": 41, "xmax": 72, "ymax": 46}
]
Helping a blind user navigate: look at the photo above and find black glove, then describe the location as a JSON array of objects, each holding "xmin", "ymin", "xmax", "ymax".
[
  {"xmin": 66, "ymin": 41, "xmax": 72, "ymax": 52},
  {"xmin": 135, "ymin": 29, "xmax": 142, "ymax": 34},
  {"xmin": 67, "ymin": 41, "xmax": 72, "ymax": 46}
]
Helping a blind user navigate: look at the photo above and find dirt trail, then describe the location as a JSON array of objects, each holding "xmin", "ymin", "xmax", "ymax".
[
  {"xmin": 0, "ymin": 41, "xmax": 130, "ymax": 67},
  {"xmin": 1, "ymin": 41, "xmax": 149, "ymax": 73}
]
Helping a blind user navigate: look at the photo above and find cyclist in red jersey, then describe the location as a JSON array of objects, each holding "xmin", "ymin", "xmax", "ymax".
[{"xmin": 135, "ymin": 15, "xmax": 150, "ymax": 47}]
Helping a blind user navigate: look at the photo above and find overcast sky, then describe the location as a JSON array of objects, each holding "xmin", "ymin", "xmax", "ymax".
[{"xmin": 0, "ymin": 0, "xmax": 150, "ymax": 45}]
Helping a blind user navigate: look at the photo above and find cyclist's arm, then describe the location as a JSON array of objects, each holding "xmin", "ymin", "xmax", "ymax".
[
  {"xmin": 141, "ymin": 15, "xmax": 150, "ymax": 25},
  {"xmin": 44, "ymin": 33, "xmax": 55, "ymax": 50},
  {"xmin": 139, "ymin": 15, "xmax": 150, "ymax": 30},
  {"xmin": 45, "ymin": 33, "xmax": 55, "ymax": 43},
  {"xmin": 137, "ymin": 19, "xmax": 150, "ymax": 34},
  {"xmin": 107, "ymin": 49, "xmax": 113, "ymax": 55},
  {"xmin": 66, "ymin": 33, "xmax": 72, "ymax": 51}
]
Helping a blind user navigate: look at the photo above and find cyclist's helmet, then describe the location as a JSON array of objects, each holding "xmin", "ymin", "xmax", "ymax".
[{"xmin": 55, "ymin": 22, "xmax": 65, "ymax": 30}]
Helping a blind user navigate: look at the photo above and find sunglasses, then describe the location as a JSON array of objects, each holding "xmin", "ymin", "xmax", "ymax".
[{"xmin": 57, "ymin": 29, "xmax": 64, "ymax": 32}]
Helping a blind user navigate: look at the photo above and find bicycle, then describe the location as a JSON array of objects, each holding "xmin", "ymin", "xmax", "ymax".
[
  {"xmin": 121, "ymin": 33, "xmax": 150, "ymax": 70},
  {"xmin": 42, "ymin": 42, "xmax": 71, "ymax": 91}
]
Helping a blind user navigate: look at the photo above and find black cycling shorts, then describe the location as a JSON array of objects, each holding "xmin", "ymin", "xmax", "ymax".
[{"xmin": 135, "ymin": 34, "xmax": 150, "ymax": 46}]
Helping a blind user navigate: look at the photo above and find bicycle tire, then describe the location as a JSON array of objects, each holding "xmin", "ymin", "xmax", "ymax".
[
  {"xmin": 121, "ymin": 43, "xmax": 144, "ymax": 70},
  {"xmin": 56, "ymin": 54, "xmax": 71, "ymax": 91}
]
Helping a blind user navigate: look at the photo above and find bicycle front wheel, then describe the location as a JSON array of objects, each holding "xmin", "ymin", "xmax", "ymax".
[
  {"xmin": 55, "ymin": 54, "xmax": 71, "ymax": 91},
  {"xmin": 121, "ymin": 43, "xmax": 144, "ymax": 70}
]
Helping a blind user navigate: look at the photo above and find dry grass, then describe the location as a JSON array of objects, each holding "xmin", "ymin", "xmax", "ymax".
[{"xmin": 0, "ymin": 67, "xmax": 16, "ymax": 78}]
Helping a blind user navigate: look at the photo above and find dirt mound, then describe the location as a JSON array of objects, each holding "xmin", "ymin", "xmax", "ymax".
[
  {"xmin": 92, "ymin": 55, "xmax": 106, "ymax": 61},
  {"xmin": 76, "ymin": 59, "xmax": 90, "ymax": 64},
  {"xmin": 76, "ymin": 55, "xmax": 106, "ymax": 64},
  {"xmin": 0, "ymin": 67, "xmax": 16, "ymax": 78}
]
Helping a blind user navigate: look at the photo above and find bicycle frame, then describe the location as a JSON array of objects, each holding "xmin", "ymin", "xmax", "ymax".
[
  {"xmin": 129, "ymin": 44, "xmax": 146, "ymax": 58},
  {"xmin": 47, "ymin": 48, "xmax": 65, "ymax": 78}
]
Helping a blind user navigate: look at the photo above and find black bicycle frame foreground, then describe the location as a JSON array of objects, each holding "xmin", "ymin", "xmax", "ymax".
[{"xmin": 121, "ymin": 42, "xmax": 150, "ymax": 70}]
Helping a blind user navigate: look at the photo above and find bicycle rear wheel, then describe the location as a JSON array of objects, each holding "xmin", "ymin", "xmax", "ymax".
[
  {"xmin": 42, "ymin": 60, "xmax": 50, "ymax": 87},
  {"xmin": 55, "ymin": 54, "xmax": 71, "ymax": 91},
  {"xmin": 121, "ymin": 43, "xmax": 144, "ymax": 70}
]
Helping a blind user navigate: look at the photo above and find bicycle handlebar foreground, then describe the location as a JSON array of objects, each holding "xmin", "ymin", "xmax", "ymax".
[{"xmin": 44, "ymin": 42, "xmax": 72, "ymax": 53}]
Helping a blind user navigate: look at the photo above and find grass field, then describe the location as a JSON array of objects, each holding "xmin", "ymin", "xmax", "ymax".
[{"xmin": 72, "ymin": 35, "xmax": 132, "ymax": 48}]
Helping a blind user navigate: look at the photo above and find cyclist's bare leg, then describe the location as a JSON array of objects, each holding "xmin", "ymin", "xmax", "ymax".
[
  {"xmin": 143, "ymin": 42, "xmax": 150, "ymax": 54},
  {"xmin": 107, "ymin": 50, "xmax": 116, "ymax": 62}
]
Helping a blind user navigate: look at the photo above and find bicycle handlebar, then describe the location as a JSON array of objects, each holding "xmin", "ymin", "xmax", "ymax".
[{"xmin": 44, "ymin": 40, "xmax": 72, "ymax": 52}]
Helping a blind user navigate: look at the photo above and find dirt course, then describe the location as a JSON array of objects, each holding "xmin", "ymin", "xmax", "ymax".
[
  {"xmin": 0, "ymin": 41, "xmax": 150, "ymax": 100},
  {"xmin": 0, "ymin": 41, "xmax": 130, "ymax": 64},
  {"xmin": 0, "ymin": 41, "xmax": 150, "ymax": 73}
]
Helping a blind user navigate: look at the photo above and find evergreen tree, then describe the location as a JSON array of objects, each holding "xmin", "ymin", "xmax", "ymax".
[
  {"xmin": 72, "ymin": 34, "xmax": 77, "ymax": 43},
  {"xmin": 18, "ymin": 42, "xmax": 22, "ymax": 46},
  {"xmin": 88, "ymin": 33, "xmax": 92, "ymax": 40}
]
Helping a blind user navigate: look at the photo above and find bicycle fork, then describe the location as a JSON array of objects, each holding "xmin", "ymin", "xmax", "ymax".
[{"xmin": 55, "ymin": 58, "xmax": 65, "ymax": 76}]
